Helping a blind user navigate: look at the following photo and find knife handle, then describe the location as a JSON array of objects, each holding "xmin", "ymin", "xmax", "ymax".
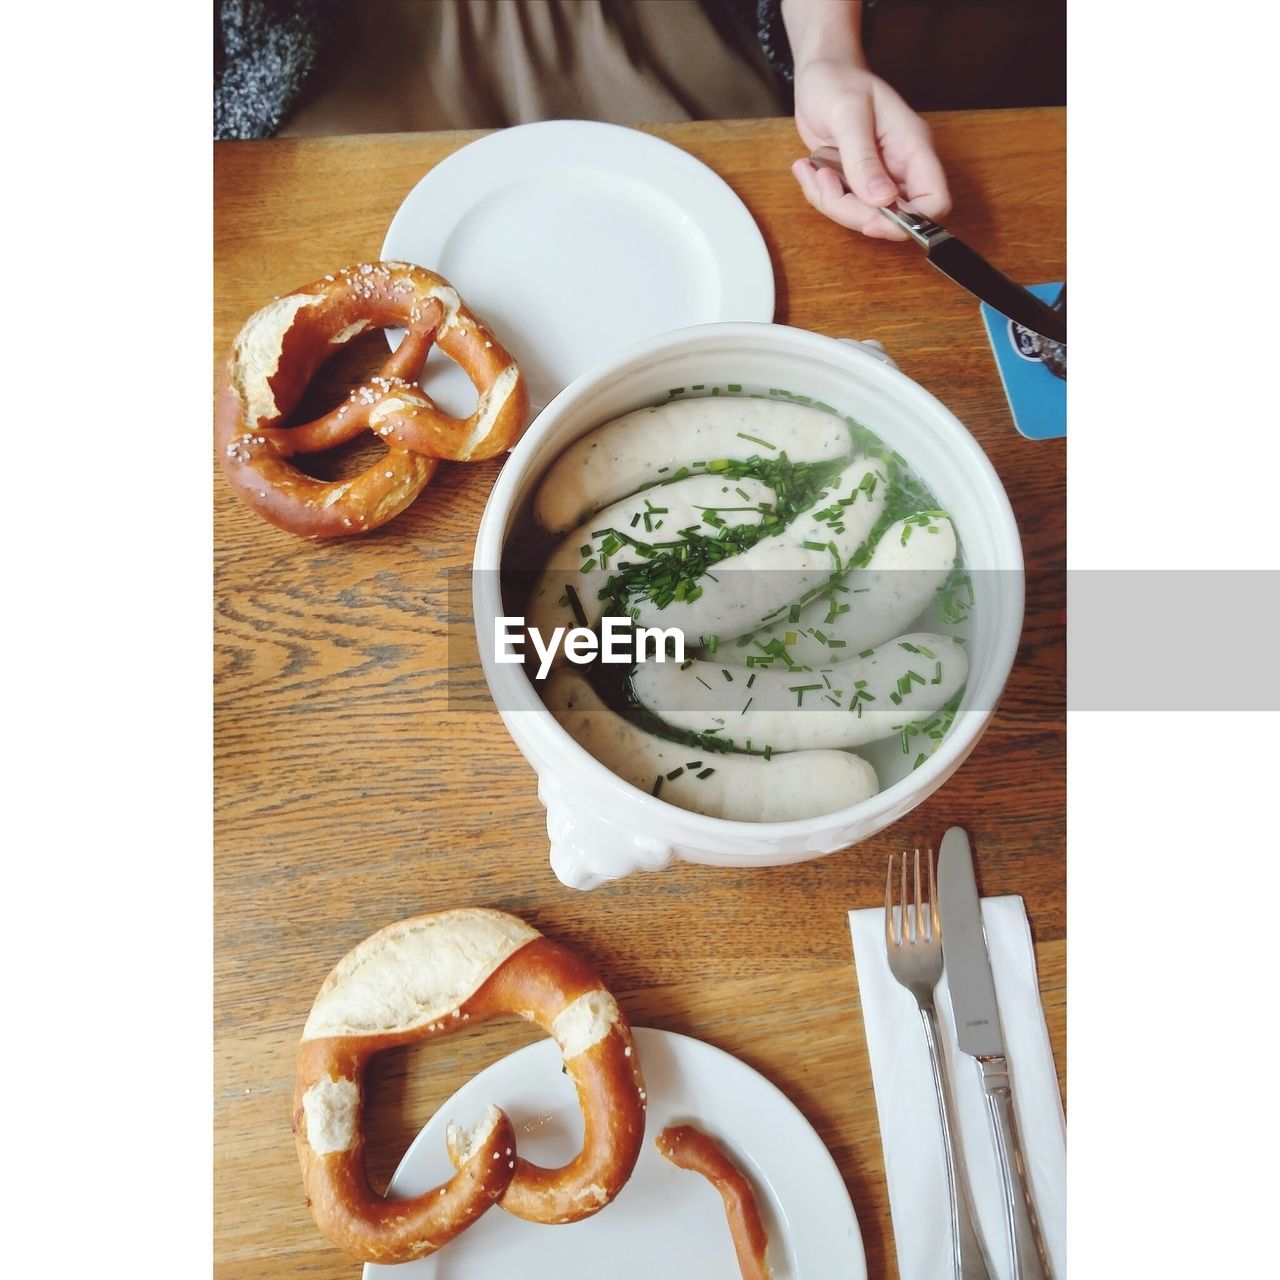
[
  {"xmin": 920, "ymin": 1006, "xmax": 995, "ymax": 1280},
  {"xmin": 978, "ymin": 1057, "xmax": 1055, "ymax": 1280}
]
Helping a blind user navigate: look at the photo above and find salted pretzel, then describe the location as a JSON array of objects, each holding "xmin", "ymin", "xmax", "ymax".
[
  {"xmin": 294, "ymin": 908, "xmax": 646, "ymax": 1263},
  {"xmin": 216, "ymin": 261, "xmax": 529, "ymax": 538},
  {"xmin": 658, "ymin": 1125, "xmax": 772, "ymax": 1280}
]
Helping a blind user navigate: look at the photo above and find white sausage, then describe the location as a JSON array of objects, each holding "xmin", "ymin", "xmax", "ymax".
[
  {"xmin": 542, "ymin": 671, "xmax": 878, "ymax": 821},
  {"xmin": 534, "ymin": 398, "xmax": 852, "ymax": 533},
  {"xmin": 631, "ymin": 632, "xmax": 968, "ymax": 752},
  {"xmin": 526, "ymin": 474, "xmax": 776, "ymax": 639},
  {"xmin": 629, "ymin": 455, "xmax": 889, "ymax": 645},
  {"xmin": 729, "ymin": 515, "xmax": 957, "ymax": 666}
]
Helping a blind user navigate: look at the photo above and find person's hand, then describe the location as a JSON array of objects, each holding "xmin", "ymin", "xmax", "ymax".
[
  {"xmin": 790, "ymin": 57, "xmax": 950, "ymax": 240},
  {"xmin": 781, "ymin": 0, "xmax": 950, "ymax": 241}
]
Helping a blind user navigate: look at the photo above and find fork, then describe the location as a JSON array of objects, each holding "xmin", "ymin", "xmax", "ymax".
[{"xmin": 886, "ymin": 848, "xmax": 995, "ymax": 1280}]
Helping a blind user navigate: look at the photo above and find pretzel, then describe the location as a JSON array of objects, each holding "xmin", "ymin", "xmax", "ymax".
[
  {"xmin": 294, "ymin": 909, "xmax": 646, "ymax": 1262},
  {"xmin": 216, "ymin": 261, "xmax": 529, "ymax": 538},
  {"xmin": 657, "ymin": 1125, "xmax": 772, "ymax": 1280}
]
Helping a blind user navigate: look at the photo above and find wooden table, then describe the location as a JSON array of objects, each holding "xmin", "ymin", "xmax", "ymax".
[{"xmin": 215, "ymin": 109, "xmax": 1064, "ymax": 1279}]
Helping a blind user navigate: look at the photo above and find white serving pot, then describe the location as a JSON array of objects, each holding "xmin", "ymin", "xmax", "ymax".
[{"xmin": 473, "ymin": 323, "xmax": 1023, "ymax": 889}]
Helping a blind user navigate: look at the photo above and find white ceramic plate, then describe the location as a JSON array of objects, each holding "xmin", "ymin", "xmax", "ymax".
[
  {"xmin": 364, "ymin": 1027, "xmax": 863, "ymax": 1279},
  {"xmin": 380, "ymin": 120, "xmax": 775, "ymax": 416}
]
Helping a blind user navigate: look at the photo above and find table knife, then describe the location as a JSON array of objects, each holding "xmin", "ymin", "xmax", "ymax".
[
  {"xmin": 807, "ymin": 148, "xmax": 1067, "ymax": 345},
  {"xmin": 938, "ymin": 826, "xmax": 1055, "ymax": 1280}
]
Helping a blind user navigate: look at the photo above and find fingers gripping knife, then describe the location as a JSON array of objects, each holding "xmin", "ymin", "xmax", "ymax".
[{"xmin": 807, "ymin": 147, "xmax": 1067, "ymax": 347}]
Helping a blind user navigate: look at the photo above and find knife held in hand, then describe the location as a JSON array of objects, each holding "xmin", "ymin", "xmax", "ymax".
[
  {"xmin": 808, "ymin": 147, "xmax": 1066, "ymax": 345},
  {"xmin": 938, "ymin": 826, "xmax": 1056, "ymax": 1280}
]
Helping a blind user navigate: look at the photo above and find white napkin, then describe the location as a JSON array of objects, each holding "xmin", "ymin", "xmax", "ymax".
[{"xmin": 848, "ymin": 896, "xmax": 1066, "ymax": 1279}]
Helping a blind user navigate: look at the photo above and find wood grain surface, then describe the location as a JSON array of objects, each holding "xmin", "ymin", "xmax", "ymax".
[{"xmin": 214, "ymin": 110, "xmax": 1065, "ymax": 1279}]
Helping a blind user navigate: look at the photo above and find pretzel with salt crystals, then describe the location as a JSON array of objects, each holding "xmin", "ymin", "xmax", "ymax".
[
  {"xmin": 658, "ymin": 1125, "xmax": 772, "ymax": 1280},
  {"xmin": 294, "ymin": 909, "xmax": 646, "ymax": 1263},
  {"xmin": 216, "ymin": 262, "xmax": 529, "ymax": 538}
]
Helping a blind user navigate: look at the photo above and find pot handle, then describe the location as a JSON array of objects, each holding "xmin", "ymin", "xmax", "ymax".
[
  {"xmin": 540, "ymin": 776, "xmax": 674, "ymax": 890},
  {"xmin": 836, "ymin": 337, "xmax": 899, "ymax": 369}
]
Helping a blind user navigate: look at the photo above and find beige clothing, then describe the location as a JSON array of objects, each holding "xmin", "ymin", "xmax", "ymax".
[{"xmin": 282, "ymin": 0, "xmax": 785, "ymax": 136}]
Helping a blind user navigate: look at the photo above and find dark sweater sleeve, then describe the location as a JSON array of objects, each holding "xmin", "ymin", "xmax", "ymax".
[
  {"xmin": 214, "ymin": 0, "xmax": 332, "ymax": 140},
  {"xmin": 757, "ymin": 0, "xmax": 878, "ymax": 81},
  {"xmin": 755, "ymin": 0, "xmax": 794, "ymax": 81}
]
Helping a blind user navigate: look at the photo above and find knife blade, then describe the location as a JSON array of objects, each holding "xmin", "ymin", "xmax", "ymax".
[
  {"xmin": 938, "ymin": 825, "xmax": 1055, "ymax": 1280},
  {"xmin": 937, "ymin": 825, "xmax": 1004, "ymax": 1056},
  {"xmin": 807, "ymin": 148, "xmax": 1066, "ymax": 344}
]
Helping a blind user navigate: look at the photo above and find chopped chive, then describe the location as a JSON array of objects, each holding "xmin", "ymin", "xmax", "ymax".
[
  {"xmin": 721, "ymin": 668, "xmax": 734, "ymax": 682},
  {"xmin": 736, "ymin": 432, "xmax": 777, "ymax": 450},
  {"xmin": 789, "ymin": 683, "xmax": 822, "ymax": 706},
  {"xmin": 696, "ymin": 767, "xmax": 716, "ymax": 779},
  {"xmin": 564, "ymin": 585, "xmax": 587, "ymax": 629},
  {"xmin": 666, "ymin": 767, "xmax": 685, "ymax": 781}
]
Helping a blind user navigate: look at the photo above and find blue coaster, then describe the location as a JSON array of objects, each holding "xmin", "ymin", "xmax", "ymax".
[{"xmin": 980, "ymin": 282, "xmax": 1065, "ymax": 440}]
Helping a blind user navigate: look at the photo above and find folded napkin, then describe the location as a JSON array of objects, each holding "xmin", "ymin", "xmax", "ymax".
[{"xmin": 849, "ymin": 896, "xmax": 1066, "ymax": 1280}]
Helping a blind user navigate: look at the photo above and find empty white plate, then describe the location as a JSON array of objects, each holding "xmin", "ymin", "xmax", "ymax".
[
  {"xmin": 363, "ymin": 1027, "xmax": 863, "ymax": 1279},
  {"xmin": 380, "ymin": 120, "xmax": 775, "ymax": 416}
]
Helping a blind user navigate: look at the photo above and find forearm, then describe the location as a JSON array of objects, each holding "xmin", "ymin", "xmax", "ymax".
[{"xmin": 780, "ymin": 0, "xmax": 867, "ymax": 71}]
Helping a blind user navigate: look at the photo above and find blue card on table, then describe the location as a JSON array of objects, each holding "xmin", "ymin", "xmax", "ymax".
[{"xmin": 980, "ymin": 282, "xmax": 1065, "ymax": 440}]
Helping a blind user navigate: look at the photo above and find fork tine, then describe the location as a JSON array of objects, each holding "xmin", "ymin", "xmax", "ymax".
[
  {"xmin": 884, "ymin": 851, "xmax": 896, "ymax": 947},
  {"xmin": 916, "ymin": 844, "xmax": 926, "ymax": 947},
  {"xmin": 885, "ymin": 852, "xmax": 893, "ymax": 944},
  {"xmin": 913, "ymin": 846, "xmax": 923, "ymax": 944},
  {"xmin": 928, "ymin": 846, "xmax": 938, "ymax": 942},
  {"xmin": 901, "ymin": 848, "xmax": 910, "ymax": 943}
]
